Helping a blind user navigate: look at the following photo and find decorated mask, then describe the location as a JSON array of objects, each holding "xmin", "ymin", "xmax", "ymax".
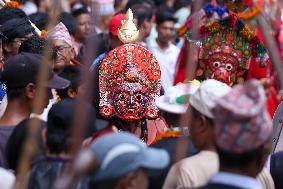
[
  {"xmin": 99, "ymin": 43, "xmax": 161, "ymax": 121},
  {"xmin": 99, "ymin": 9, "xmax": 161, "ymax": 121},
  {"xmin": 191, "ymin": 15, "xmax": 269, "ymax": 86}
]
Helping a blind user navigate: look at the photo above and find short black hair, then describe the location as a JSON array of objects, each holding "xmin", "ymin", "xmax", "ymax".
[
  {"xmin": 2, "ymin": 18, "xmax": 35, "ymax": 43},
  {"xmin": 216, "ymin": 145, "xmax": 262, "ymax": 169},
  {"xmin": 29, "ymin": 12, "xmax": 48, "ymax": 30},
  {"xmin": 19, "ymin": 34, "xmax": 47, "ymax": 55},
  {"xmin": 46, "ymin": 114, "xmax": 71, "ymax": 154},
  {"xmin": 59, "ymin": 12, "xmax": 77, "ymax": 36},
  {"xmin": 71, "ymin": 7, "xmax": 90, "ymax": 18},
  {"xmin": 6, "ymin": 87, "xmax": 25, "ymax": 100},
  {"xmin": 5, "ymin": 118, "xmax": 46, "ymax": 172},
  {"xmin": 57, "ymin": 66, "xmax": 81, "ymax": 100},
  {"xmin": 132, "ymin": 4, "xmax": 153, "ymax": 27},
  {"xmin": 0, "ymin": 7, "xmax": 27, "ymax": 25},
  {"xmin": 156, "ymin": 9, "xmax": 178, "ymax": 25}
]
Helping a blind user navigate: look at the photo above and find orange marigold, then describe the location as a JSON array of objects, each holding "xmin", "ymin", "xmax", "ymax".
[
  {"xmin": 4, "ymin": 1, "xmax": 20, "ymax": 9},
  {"xmin": 40, "ymin": 30, "xmax": 47, "ymax": 38}
]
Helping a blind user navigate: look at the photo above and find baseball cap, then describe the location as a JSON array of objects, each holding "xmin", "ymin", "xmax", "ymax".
[
  {"xmin": 47, "ymin": 98, "xmax": 109, "ymax": 137},
  {"xmin": 213, "ymin": 79, "xmax": 272, "ymax": 154},
  {"xmin": 109, "ymin": 13, "xmax": 125, "ymax": 36},
  {"xmin": 90, "ymin": 132, "xmax": 169, "ymax": 182},
  {"xmin": 156, "ymin": 80, "xmax": 200, "ymax": 114},
  {"xmin": 1, "ymin": 52, "xmax": 70, "ymax": 90},
  {"xmin": 189, "ymin": 79, "xmax": 231, "ymax": 118}
]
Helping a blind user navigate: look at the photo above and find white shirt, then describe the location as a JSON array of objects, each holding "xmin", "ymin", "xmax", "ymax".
[
  {"xmin": 148, "ymin": 39, "xmax": 180, "ymax": 93},
  {"xmin": 163, "ymin": 151, "xmax": 219, "ymax": 189},
  {"xmin": 163, "ymin": 151, "xmax": 274, "ymax": 189},
  {"xmin": 210, "ymin": 172, "xmax": 263, "ymax": 189}
]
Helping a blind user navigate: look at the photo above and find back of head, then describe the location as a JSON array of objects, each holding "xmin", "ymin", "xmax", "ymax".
[
  {"xmin": 2, "ymin": 18, "xmax": 34, "ymax": 43},
  {"xmin": 19, "ymin": 34, "xmax": 47, "ymax": 55},
  {"xmin": 5, "ymin": 118, "xmax": 46, "ymax": 172},
  {"xmin": 0, "ymin": 7, "xmax": 27, "ymax": 25},
  {"xmin": 213, "ymin": 80, "xmax": 272, "ymax": 174},
  {"xmin": 131, "ymin": 4, "xmax": 153, "ymax": 28},
  {"xmin": 29, "ymin": 12, "xmax": 48, "ymax": 30},
  {"xmin": 47, "ymin": 98, "xmax": 98, "ymax": 154},
  {"xmin": 47, "ymin": 99, "xmax": 76, "ymax": 154},
  {"xmin": 59, "ymin": 12, "xmax": 77, "ymax": 36}
]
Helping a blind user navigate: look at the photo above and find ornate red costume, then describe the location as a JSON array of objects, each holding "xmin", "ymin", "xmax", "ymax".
[
  {"xmin": 99, "ymin": 9, "xmax": 167, "ymax": 144},
  {"xmin": 174, "ymin": 1, "xmax": 280, "ymax": 117}
]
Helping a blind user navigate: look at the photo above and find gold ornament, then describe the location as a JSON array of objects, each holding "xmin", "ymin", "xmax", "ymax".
[{"xmin": 118, "ymin": 9, "xmax": 139, "ymax": 43}]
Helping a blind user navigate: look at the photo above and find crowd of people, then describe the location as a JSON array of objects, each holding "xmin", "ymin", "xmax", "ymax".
[{"xmin": 0, "ymin": 0, "xmax": 283, "ymax": 189}]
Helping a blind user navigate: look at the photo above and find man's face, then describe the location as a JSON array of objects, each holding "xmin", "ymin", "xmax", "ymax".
[
  {"xmin": 156, "ymin": 21, "xmax": 175, "ymax": 44},
  {"xmin": 50, "ymin": 39, "xmax": 74, "ymax": 73},
  {"xmin": 76, "ymin": 13, "xmax": 92, "ymax": 41}
]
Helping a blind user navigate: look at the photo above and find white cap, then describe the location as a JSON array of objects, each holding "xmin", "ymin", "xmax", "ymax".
[
  {"xmin": 189, "ymin": 79, "xmax": 231, "ymax": 118},
  {"xmin": 0, "ymin": 168, "xmax": 15, "ymax": 189},
  {"xmin": 156, "ymin": 80, "xmax": 200, "ymax": 114}
]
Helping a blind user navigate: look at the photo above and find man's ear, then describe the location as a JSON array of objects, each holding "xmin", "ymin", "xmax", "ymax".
[
  {"xmin": 197, "ymin": 115, "xmax": 210, "ymax": 133},
  {"xmin": 70, "ymin": 47, "xmax": 76, "ymax": 59},
  {"xmin": 25, "ymin": 83, "xmax": 36, "ymax": 99}
]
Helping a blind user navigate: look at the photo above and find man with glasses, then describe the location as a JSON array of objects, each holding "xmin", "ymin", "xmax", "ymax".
[
  {"xmin": 46, "ymin": 22, "xmax": 78, "ymax": 74},
  {"xmin": 2, "ymin": 18, "xmax": 34, "ymax": 61}
]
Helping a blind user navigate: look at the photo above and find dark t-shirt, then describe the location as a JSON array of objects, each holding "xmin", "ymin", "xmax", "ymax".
[
  {"xmin": 28, "ymin": 157, "xmax": 83, "ymax": 189},
  {"xmin": 0, "ymin": 125, "xmax": 16, "ymax": 168},
  {"xmin": 270, "ymin": 151, "xmax": 283, "ymax": 189}
]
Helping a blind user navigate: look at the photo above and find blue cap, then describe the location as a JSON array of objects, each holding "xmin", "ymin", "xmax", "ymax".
[{"xmin": 90, "ymin": 132, "xmax": 170, "ymax": 182}]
